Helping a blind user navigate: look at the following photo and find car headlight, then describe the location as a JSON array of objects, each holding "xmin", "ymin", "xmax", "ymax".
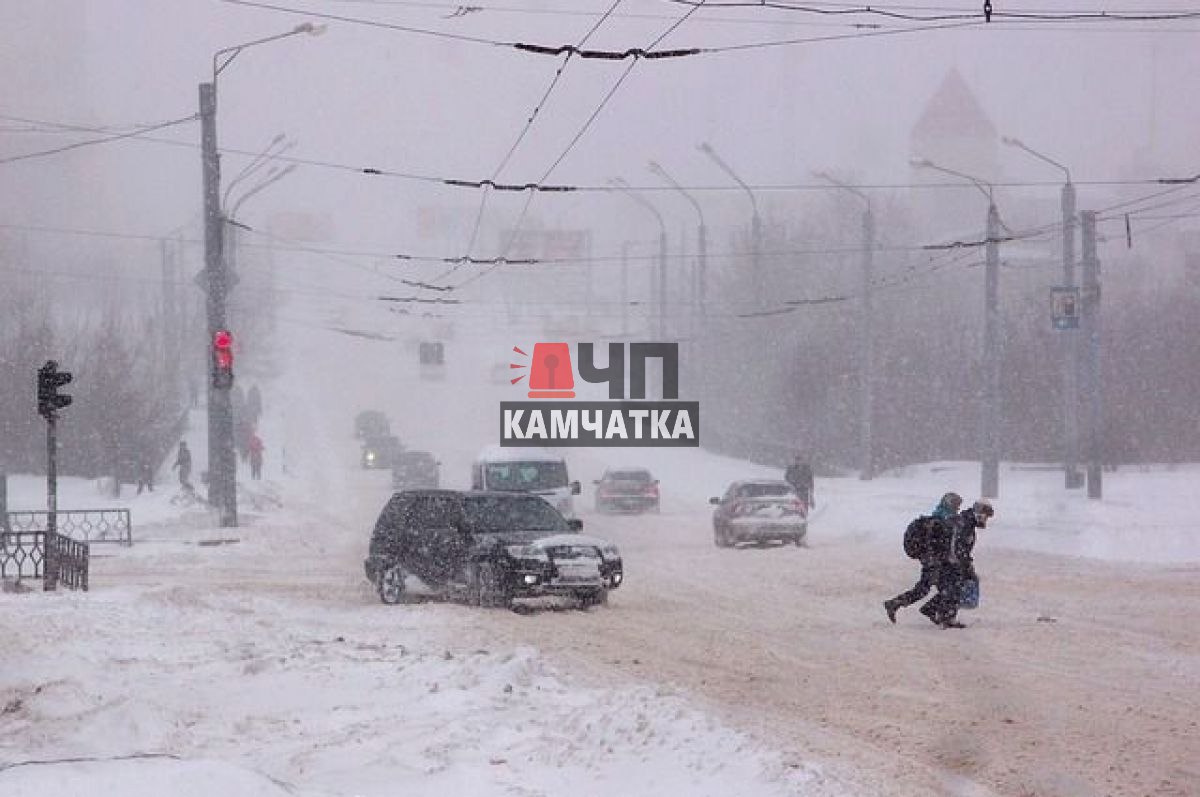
[
  {"xmin": 365, "ymin": 451, "xmax": 376, "ymax": 461},
  {"xmin": 600, "ymin": 545, "xmax": 621, "ymax": 561},
  {"xmin": 506, "ymin": 544, "xmax": 549, "ymax": 561}
]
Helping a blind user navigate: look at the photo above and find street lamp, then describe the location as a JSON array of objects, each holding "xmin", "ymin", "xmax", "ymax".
[
  {"xmin": 1002, "ymin": 135, "xmax": 1082, "ymax": 490},
  {"xmin": 648, "ymin": 160, "xmax": 707, "ymax": 330},
  {"xmin": 814, "ymin": 170, "xmax": 876, "ymax": 480},
  {"xmin": 911, "ymin": 157, "xmax": 1002, "ymax": 499},
  {"xmin": 610, "ymin": 177, "xmax": 668, "ymax": 343},
  {"xmin": 222, "ymin": 133, "xmax": 291, "ymax": 211},
  {"xmin": 199, "ymin": 22, "xmax": 323, "ymax": 527},
  {"xmin": 698, "ymin": 141, "xmax": 762, "ymax": 305}
]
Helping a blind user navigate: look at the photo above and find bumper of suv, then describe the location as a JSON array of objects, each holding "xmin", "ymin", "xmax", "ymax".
[{"xmin": 506, "ymin": 555, "xmax": 624, "ymax": 596}]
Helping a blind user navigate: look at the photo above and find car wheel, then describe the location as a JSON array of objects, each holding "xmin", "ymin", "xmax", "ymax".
[
  {"xmin": 476, "ymin": 561, "xmax": 511, "ymax": 609},
  {"xmin": 714, "ymin": 524, "xmax": 729, "ymax": 548},
  {"xmin": 578, "ymin": 588, "xmax": 608, "ymax": 608},
  {"xmin": 378, "ymin": 565, "xmax": 406, "ymax": 605},
  {"xmin": 795, "ymin": 526, "xmax": 809, "ymax": 547}
]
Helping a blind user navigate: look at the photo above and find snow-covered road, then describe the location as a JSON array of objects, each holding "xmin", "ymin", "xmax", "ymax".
[{"xmin": 5, "ymin": 317, "xmax": 1198, "ymax": 797}]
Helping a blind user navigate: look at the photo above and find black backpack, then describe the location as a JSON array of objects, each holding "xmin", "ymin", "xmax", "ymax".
[{"xmin": 903, "ymin": 516, "xmax": 935, "ymax": 559}]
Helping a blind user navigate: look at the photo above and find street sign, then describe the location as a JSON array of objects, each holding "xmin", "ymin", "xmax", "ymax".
[{"xmin": 1051, "ymin": 287, "xmax": 1080, "ymax": 330}]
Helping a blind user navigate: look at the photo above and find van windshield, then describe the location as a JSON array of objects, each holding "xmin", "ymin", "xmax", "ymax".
[{"xmin": 484, "ymin": 461, "xmax": 568, "ymax": 492}]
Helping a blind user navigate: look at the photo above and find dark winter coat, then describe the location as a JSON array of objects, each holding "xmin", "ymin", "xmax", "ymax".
[
  {"xmin": 949, "ymin": 508, "xmax": 984, "ymax": 579},
  {"xmin": 785, "ymin": 461, "xmax": 814, "ymax": 494}
]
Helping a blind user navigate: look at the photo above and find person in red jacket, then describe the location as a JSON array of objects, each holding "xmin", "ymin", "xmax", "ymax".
[{"xmin": 248, "ymin": 433, "xmax": 265, "ymax": 480}]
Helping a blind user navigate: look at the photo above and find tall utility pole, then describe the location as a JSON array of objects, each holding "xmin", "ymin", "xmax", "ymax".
[
  {"xmin": 620, "ymin": 240, "xmax": 630, "ymax": 338},
  {"xmin": 698, "ymin": 142, "xmax": 760, "ymax": 305},
  {"xmin": 200, "ymin": 23, "xmax": 322, "ymax": 528},
  {"xmin": 1002, "ymin": 136, "xmax": 1080, "ymax": 489},
  {"xmin": 814, "ymin": 171, "xmax": 875, "ymax": 479},
  {"xmin": 648, "ymin": 160, "xmax": 707, "ymax": 341},
  {"xmin": 1081, "ymin": 211, "xmax": 1103, "ymax": 499},
  {"xmin": 913, "ymin": 158, "xmax": 1002, "ymax": 498},
  {"xmin": 983, "ymin": 203, "xmax": 1001, "ymax": 498},
  {"xmin": 199, "ymin": 80, "xmax": 236, "ymax": 527},
  {"xmin": 610, "ymin": 177, "xmax": 668, "ymax": 342},
  {"xmin": 1062, "ymin": 181, "xmax": 1080, "ymax": 488}
]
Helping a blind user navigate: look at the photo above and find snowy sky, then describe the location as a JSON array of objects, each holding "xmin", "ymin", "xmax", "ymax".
[{"xmin": 2, "ymin": 0, "xmax": 1199, "ymax": 260}]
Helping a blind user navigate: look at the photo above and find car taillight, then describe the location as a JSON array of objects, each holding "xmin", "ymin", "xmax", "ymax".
[
  {"xmin": 791, "ymin": 499, "xmax": 808, "ymax": 515},
  {"xmin": 645, "ymin": 485, "xmax": 659, "ymax": 496}
]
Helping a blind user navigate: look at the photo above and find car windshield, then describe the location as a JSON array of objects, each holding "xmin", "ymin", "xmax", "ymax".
[
  {"xmin": 463, "ymin": 495, "xmax": 569, "ymax": 533},
  {"xmin": 484, "ymin": 460, "xmax": 568, "ymax": 491},
  {"xmin": 736, "ymin": 483, "xmax": 793, "ymax": 499},
  {"xmin": 608, "ymin": 470, "xmax": 651, "ymax": 483},
  {"xmin": 399, "ymin": 453, "xmax": 435, "ymax": 470}
]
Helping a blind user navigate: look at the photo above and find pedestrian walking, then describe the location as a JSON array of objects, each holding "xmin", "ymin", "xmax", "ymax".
[
  {"xmin": 135, "ymin": 450, "xmax": 156, "ymax": 495},
  {"xmin": 784, "ymin": 455, "xmax": 815, "ymax": 508},
  {"xmin": 883, "ymin": 492, "xmax": 961, "ymax": 624},
  {"xmin": 248, "ymin": 433, "xmax": 264, "ymax": 480},
  {"xmin": 923, "ymin": 498, "xmax": 994, "ymax": 629},
  {"xmin": 172, "ymin": 441, "xmax": 193, "ymax": 492}
]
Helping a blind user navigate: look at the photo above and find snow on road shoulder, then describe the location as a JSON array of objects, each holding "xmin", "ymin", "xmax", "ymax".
[{"xmin": 0, "ymin": 583, "xmax": 846, "ymax": 797}]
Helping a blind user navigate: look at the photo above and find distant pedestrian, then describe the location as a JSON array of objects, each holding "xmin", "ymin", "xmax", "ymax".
[
  {"xmin": 172, "ymin": 441, "xmax": 193, "ymax": 492},
  {"xmin": 784, "ymin": 455, "xmax": 815, "ymax": 508},
  {"xmin": 248, "ymin": 433, "xmax": 264, "ymax": 480},
  {"xmin": 135, "ymin": 450, "xmax": 156, "ymax": 495}
]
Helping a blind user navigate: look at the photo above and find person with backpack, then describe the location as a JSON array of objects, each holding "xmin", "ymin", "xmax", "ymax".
[
  {"xmin": 883, "ymin": 492, "xmax": 962, "ymax": 624},
  {"xmin": 922, "ymin": 498, "xmax": 995, "ymax": 628}
]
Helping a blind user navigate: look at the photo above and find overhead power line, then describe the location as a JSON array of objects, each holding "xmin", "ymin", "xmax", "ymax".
[
  {"xmin": 664, "ymin": 0, "xmax": 1200, "ymax": 24},
  {"xmin": 0, "ymin": 114, "xmax": 198, "ymax": 166}
]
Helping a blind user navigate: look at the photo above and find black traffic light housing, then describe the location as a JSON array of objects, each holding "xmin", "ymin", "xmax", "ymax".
[
  {"xmin": 37, "ymin": 360, "xmax": 73, "ymax": 420},
  {"xmin": 212, "ymin": 329, "xmax": 234, "ymax": 390}
]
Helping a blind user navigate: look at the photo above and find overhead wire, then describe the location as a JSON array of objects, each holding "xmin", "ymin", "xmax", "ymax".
[
  {"xmin": 0, "ymin": 114, "xmax": 199, "ymax": 166},
  {"xmin": 665, "ymin": 0, "xmax": 1200, "ymax": 23},
  {"xmin": 450, "ymin": 0, "xmax": 712, "ymax": 293},
  {"xmin": 457, "ymin": 0, "xmax": 626, "ymax": 264}
]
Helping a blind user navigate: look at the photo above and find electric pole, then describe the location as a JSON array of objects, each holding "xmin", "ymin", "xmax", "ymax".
[
  {"xmin": 1062, "ymin": 182, "xmax": 1081, "ymax": 488},
  {"xmin": 199, "ymin": 81, "xmax": 237, "ymax": 527},
  {"xmin": 658, "ymin": 227, "xmax": 668, "ymax": 343},
  {"xmin": 860, "ymin": 207, "xmax": 875, "ymax": 480},
  {"xmin": 620, "ymin": 240, "xmax": 630, "ymax": 338},
  {"xmin": 983, "ymin": 202, "xmax": 1001, "ymax": 498},
  {"xmin": 1081, "ymin": 211, "xmax": 1103, "ymax": 499}
]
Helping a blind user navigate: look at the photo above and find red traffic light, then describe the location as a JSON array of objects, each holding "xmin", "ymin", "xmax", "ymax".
[{"xmin": 212, "ymin": 330, "xmax": 234, "ymax": 388}]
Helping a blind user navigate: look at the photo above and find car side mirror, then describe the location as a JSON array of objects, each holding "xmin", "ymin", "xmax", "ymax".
[
  {"xmin": 568, "ymin": 518, "xmax": 583, "ymax": 531},
  {"xmin": 570, "ymin": 481, "xmax": 581, "ymax": 495},
  {"xmin": 653, "ymin": 479, "xmax": 660, "ymax": 485},
  {"xmin": 708, "ymin": 497, "xmax": 720, "ymax": 505}
]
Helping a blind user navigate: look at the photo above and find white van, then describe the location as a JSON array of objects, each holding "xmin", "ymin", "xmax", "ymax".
[{"xmin": 472, "ymin": 446, "xmax": 582, "ymax": 519}]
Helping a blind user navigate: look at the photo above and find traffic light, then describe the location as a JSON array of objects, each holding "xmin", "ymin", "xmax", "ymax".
[
  {"xmin": 37, "ymin": 360, "xmax": 73, "ymax": 420},
  {"xmin": 212, "ymin": 329, "xmax": 234, "ymax": 389}
]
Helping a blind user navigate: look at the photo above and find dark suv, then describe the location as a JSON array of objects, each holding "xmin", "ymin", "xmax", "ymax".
[{"xmin": 364, "ymin": 490, "xmax": 623, "ymax": 609}]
